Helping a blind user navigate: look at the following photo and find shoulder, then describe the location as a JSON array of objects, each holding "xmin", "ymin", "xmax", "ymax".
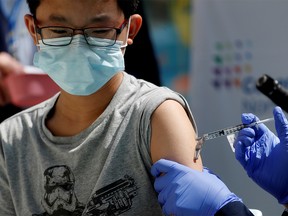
[
  {"xmin": 123, "ymin": 73, "xmax": 186, "ymax": 113},
  {"xmin": 151, "ymin": 99, "xmax": 190, "ymax": 131},
  {"xmin": 153, "ymin": 99, "xmax": 186, "ymax": 116},
  {"xmin": 0, "ymin": 94, "xmax": 58, "ymax": 131}
]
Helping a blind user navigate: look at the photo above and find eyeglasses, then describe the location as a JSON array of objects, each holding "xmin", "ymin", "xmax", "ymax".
[{"xmin": 34, "ymin": 19, "xmax": 128, "ymax": 47}]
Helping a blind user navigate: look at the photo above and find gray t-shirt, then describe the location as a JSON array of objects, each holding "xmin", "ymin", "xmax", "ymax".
[{"xmin": 0, "ymin": 72, "xmax": 197, "ymax": 216}]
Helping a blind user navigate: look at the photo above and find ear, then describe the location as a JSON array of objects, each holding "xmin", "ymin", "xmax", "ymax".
[
  {"xmin": 127, "ymin": 14, "xmax": 142, "ymax": 45},
  {"xmin": 24, "ymin": 14, "xmax": 38, "ymax": 45}
]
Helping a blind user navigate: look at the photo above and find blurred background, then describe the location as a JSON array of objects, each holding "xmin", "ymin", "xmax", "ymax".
[
  {"xmin": 143, "ymin": 0, "xmax": 192, "ymax": 97},
  {"xmin": 140, "ymin": 1, "xmax": 287, "ymax": 215}
]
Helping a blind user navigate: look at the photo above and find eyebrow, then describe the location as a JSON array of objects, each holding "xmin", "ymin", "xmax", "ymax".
[
  {"xmin": 48, "ymin": 14, "xmax": 68, "ymax": 23},
  {"xmin": 48, "ymin": 14, "xmax": 112, "ymax": 25},
  {"xmin": 89, "ymin": 14, "xmax": 111, "ymax": 23}
]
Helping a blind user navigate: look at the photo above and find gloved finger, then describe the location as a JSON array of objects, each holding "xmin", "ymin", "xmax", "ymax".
[
  {"xmin": 157, "ymin": 181, "xmax": 177, "ymax": 205},
  {"xmin": 242, "ymin": 113, "xmax": 270, "ymax": 136},
  {"xmin": 274, "ymin": 106, "xmax": 288, "ymax": 139},
  {"xmin": 242, "ymin": 131, "xmax": 276, "ymax": 177},
  {"xmin": 153, "ymin": 167, "xmax": 184, "ymax": 193},
  {"xmin": 151, "ymin": 159, "xmax": 179, "ymax": 177},
  {"xmin": 236, "ymin": 128, "xmax": 255, "ymax": 147},
  {"xmin": 161, "ymin": 201, "xmax": 173, "ymax": 216},
  {"xmin": 156, "ymin": 170, "xmax": 192, "ymax": 205},
  {"xmin": 157, "ymin": 190, "xmax": 166, "ymax": 205},
  {"xmin": 241, "ymin": 113, "xmax": 259, "ymax": 124},
  {"xmin": 235, "ymin": 140, "xmax": 248, "ymax": 168},
  {"xmin": 154, "ymin": 173, "xmax": 171, "ymax": 193}
]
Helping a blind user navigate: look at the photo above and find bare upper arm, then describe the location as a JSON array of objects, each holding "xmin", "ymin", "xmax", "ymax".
[{"xmin": 150, "ymin": 99, "xmax": 203, "ymax": 170}]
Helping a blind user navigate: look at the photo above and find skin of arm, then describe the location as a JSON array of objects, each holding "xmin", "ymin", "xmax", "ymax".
[{"xmin": 150, "ymin": 99, "xmax": 203, "ymax": 170}]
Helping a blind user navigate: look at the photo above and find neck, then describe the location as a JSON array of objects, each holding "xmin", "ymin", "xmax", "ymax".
[{"xmin": 46, "ymin": 72, "xmax": 123, "ymax": 136}]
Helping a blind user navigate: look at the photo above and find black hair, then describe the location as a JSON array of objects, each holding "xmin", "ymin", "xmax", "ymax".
[{"xmin": 26, "ymin": 0, "xmax": 140, "ymax": 19}]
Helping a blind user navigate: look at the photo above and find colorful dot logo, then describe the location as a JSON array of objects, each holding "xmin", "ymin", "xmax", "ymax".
[{"xmin": 211, "ymin": 39, "xmax": 253, "ymax": 89}]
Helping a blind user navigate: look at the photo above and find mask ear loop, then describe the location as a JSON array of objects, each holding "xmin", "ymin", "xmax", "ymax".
[
  {"xmin": 33, "ymin": 17, "xmax": 42, "ymax": 51},
  {"xmin": 120, "ymin": 16, "xmax": 131, "ymax": 52}
]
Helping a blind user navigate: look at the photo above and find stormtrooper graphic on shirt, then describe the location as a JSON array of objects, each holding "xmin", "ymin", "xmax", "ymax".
[{"xmin": 32, "ymin": 165, "xmax": 138, "ymax": 216}]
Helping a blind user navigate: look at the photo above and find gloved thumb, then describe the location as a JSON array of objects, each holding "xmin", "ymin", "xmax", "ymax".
[
  {"xmin": 151, "ymin": 159, "xmax": 186, "ymax": 177},
  {"xmin": 242, "ymin": 113, "xmax": 269, "ymax": 135},
  {"xmin": 273, "ymin": 106, "xmax": 288, "ymax": 141},
  {"xmin": 241, "ymin": 113, "xmax": 259, "ymax": 125}
]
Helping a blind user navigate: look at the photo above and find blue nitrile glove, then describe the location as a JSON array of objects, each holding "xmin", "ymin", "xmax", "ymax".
[
  {"xmin": 235, "ymin": 106, "xmax": 288, "ymax": 204},
  {"xmin": 151, "ymin": 159, "xmax": 241, "ymax": 216}
]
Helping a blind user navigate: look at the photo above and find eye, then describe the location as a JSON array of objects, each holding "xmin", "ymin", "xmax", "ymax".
[
  {"xmin": 43, "ymin": 27, "xmax": 73, "ymax": 38},
  {"xmin": 92, "ymin": 29, "xmax": 110, "ymax": 34},
  {"xmin": 86, "ymin": 28, "xmax": 115, "ymax": 38},
  {"xmin": 51, "ymin": 29, "xmax": 70, "ymax": 35}
]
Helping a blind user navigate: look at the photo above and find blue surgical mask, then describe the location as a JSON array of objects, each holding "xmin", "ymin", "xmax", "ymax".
[{"xmin": 33, "ymin": 35, "xmax": 125, "ymax": 96}]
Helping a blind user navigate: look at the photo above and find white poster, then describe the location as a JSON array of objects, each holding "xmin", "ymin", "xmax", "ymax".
[{"xmin": 189, "ymin": 0, "xmax": 288, "ymax": 215}]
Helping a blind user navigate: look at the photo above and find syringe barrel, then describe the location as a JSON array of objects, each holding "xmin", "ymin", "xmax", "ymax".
[{"xmin": 204, "ymin": 124, "xmax": 245, "ymax": 140}]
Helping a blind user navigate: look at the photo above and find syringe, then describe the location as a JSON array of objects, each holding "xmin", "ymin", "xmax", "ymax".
[{"xmin": 194, "ymin": 117, "xmax": 274, "ymax": 160}]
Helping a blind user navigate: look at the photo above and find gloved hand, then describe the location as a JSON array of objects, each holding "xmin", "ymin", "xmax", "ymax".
[
  {"xmin": 151, "ymin": 159, "xmax": 241, "ymax": 216},
  {"xmin": 234, "ymin": 106, "xmax": 288, "ymax": 204}
]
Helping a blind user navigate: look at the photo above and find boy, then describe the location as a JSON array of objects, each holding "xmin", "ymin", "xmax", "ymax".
[{"xmin": 0, "ymin": 0, "xmax": 202, "ymax": 215}]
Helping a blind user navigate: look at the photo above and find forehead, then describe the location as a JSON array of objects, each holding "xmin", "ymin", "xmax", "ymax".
[{"xmin": 36, "ymin": 0, "xmax": 123, "ymax": 26}]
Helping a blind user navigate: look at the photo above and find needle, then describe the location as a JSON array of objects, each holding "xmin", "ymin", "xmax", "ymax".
[{"xmin": 194, "ymin": 117, "xmax": 274, "ymax": 160}]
